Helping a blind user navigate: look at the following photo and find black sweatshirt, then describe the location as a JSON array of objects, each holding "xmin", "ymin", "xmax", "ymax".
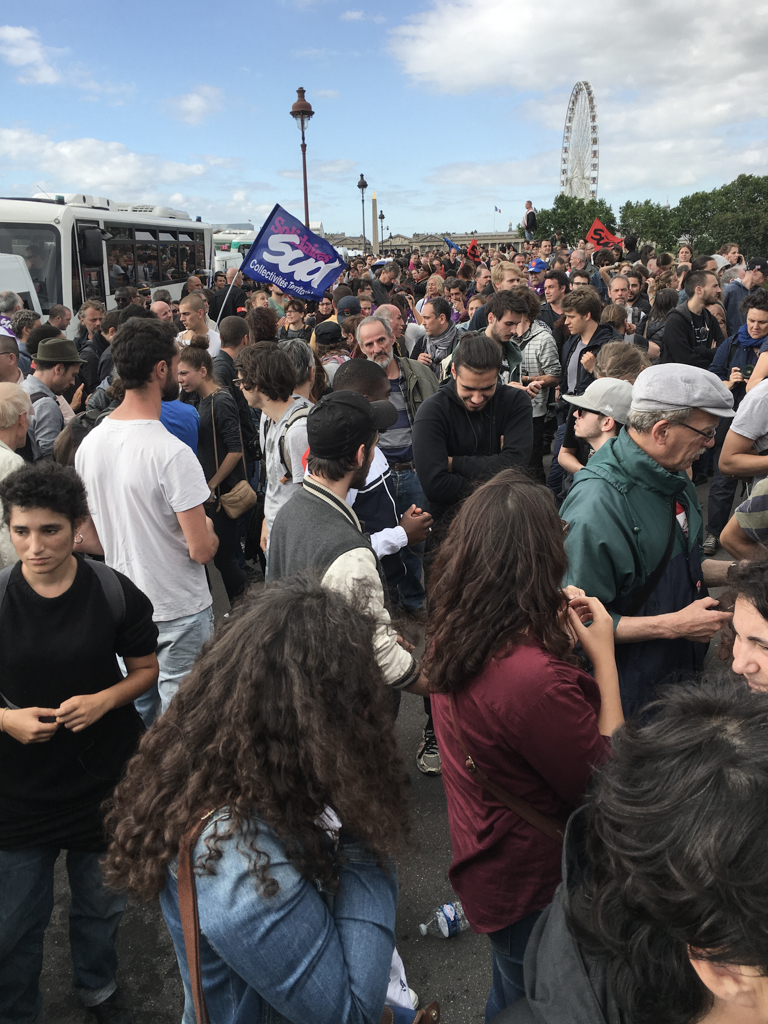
[
  {"xmin": 412, "ymin": 378, "xmax": 533, "ymax": 522},
  {"xmin": 660, "ymin": 303, "xmax": 723, "ymax": 367}
]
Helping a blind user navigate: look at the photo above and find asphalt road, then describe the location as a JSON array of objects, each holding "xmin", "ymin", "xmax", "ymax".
[{"xmin": 39, "ymin": 471, "xmax": 740, "ymax": 1024}]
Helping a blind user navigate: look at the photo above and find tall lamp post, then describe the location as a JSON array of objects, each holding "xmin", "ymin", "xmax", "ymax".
[
  {"xmin": 379, "ymin": 209, "xmax": 385, "ymax": 255},
  {"xmin": 357, "ymin": 174, "xmax": 368, "ymax": 255},
  {"xmin": 290, "ymin": 87, "xmax": 314, "ymax": 227}
]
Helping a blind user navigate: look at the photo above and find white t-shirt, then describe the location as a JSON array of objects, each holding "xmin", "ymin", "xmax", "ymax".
[
  {"xmin": 730, "ymin": 379, "xmax": 768, "ymax": 485},
  {"xmin": 177, "ymin": 329, "xmax": 221, "ymax": 357},
  {"xmin": 75, "ymin": 418, "xmax": 212, "ymax": 621},
  {"xmin": 261, "ymin": 397, "xmax": 311, "ymax": 531}
]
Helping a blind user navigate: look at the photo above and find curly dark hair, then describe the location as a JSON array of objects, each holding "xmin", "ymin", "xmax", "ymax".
[
  {"xmin": 567, "ymin": 676, "xmax": 768, "ymax": 1024},
  {"xmin": 0, "ymin": 462, "xmax": 90, "ymax": 527},
  {"xmin": 424, "ymin": 469, "xmax": 573, "ymax": 693},
  {"xmin": 102, "ymin": 576, "xmax": 410, "ymax": 900},
  {"xmin": 246, "ymin": 306, "xmax": 279, "ymax": 343}
]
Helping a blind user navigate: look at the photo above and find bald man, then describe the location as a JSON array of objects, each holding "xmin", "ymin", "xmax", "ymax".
[
  {"xmin": 150, "ymin": 300, "xmax": 174, "ymax": 322},
  {"xmin": 209, "ymin": 267, "xmax": 248, "ymax": 324},
  {"xmin": 178, "ymin": 294, "xmax": 221, "ymax": 356}
]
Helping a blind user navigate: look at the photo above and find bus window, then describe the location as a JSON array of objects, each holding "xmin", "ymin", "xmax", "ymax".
[
  {"xmin": 136, "ymin": 242, "xmax": 160, "ymax": 284},
  {"xmin": 0, "ymin": 224, "xmax": 62, "ymax": 314},
  {"xmin": 77, "ymin": 223, "xmax": 105, "ymax": 303},
  {"xmin": 107, "ymin": 242, "xmax": 136, "ymax": 289},
  {"xmin": 71, "ymin": 230, "xmax": 82, "ymax": 312},
  {"xmin": 159, "ymin": 242, "xmax": 181, "ymax": 282}
]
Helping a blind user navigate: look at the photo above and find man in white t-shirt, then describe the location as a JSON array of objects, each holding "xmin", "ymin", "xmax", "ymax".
[
  {"xmin": 76, "ymin": 318, "xmax": 219, "ymax": 723},
  {"xmin": 235, "ymin": 342, "xmax": 310, "ymax": 554},
  {"xmin": 177, "ymin": 292, "xmax": 221, "ymax": 356},
  {"xmin": 719, "ymin": 378, "xmax": 768, "ymax": 487}
]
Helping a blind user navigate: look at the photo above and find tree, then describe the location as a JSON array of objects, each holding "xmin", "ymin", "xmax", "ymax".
[
  {"xmin": 618, "ymin": 200, "xmax": 677, "ymax": 251},
  {"xmin": 534, "ymin": 195, "xmax": 616, "ymax": 245},
  {"xmin": 670, "ymin": 190, "xmax": 719, "ymax": 253}
]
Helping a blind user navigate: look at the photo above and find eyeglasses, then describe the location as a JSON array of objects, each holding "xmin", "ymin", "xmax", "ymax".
[
  {"xmin": 675, "ymin": 422, "xmax": 717, "ymax": 441},
  {"xmin": 575, "ymin": 406, "xmax": 601, "ymax": 417},
  {"xmin": 234, "ymin": 378, "xmax": 247, "ymax": 390}
]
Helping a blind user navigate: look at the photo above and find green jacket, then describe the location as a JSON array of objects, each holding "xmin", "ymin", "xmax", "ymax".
[
  {"xmin": 398, "ymin": 354, "xmax": 438, "ymax": 414},
  {"xmin": 560, "ymin": 428, "xmax": 703, "ymax": 628}
]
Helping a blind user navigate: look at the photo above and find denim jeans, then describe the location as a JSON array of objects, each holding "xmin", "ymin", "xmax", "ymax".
[
  {"xmin": 135, "ymin": 605, "xmax": 215, "ymax": 725},
  {"xmin": 484, "ymin": 909, "xmax": 542, "ymax": 1022},
  {"xmin": 0, "ymin": 846, "xmax": 126, "ymax": 1023},
  {"xmin": 707, "ymin": 461, "xmax": 740, "ymax": 538},
  {"xmin": 388, "ymin": 468, "xmax": 427, "ymax": 611}
]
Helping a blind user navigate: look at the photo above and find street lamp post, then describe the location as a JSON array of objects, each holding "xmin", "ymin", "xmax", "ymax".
[
  {"xmin": 379, "ymin": 210, "xmax": 385, "ymax": 254},
  {"xmin": 357, "ymin": 174, "xmax": 368, "ymax": 255},
  {"xmin": 290, "ymin": 87, "xmax": 315, "ymax": 227}
]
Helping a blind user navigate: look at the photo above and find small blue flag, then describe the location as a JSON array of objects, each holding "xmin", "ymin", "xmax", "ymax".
[
  {"xmin": 240, "ymin": 204, "xmax": 345, "ymax": 300},
  {"xmin": 443, "ymin": 236, "xmax": 460, "ymax": 250}
]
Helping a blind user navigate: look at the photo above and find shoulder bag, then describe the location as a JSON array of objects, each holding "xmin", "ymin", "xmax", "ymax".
[{"xmin": 210, "ymin": 391, "xmax": 259, "ymax": 520}]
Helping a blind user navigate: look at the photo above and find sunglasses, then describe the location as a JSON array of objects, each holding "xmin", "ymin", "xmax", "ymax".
[{"xmin": 575, "ymin": 406, "xmax": 602, "ymax": 417}]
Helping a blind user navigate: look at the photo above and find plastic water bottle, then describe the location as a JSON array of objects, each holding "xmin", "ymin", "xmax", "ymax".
[{"xmin": 419, "ymin": 901, "xmax": 470, "ymax": 938}]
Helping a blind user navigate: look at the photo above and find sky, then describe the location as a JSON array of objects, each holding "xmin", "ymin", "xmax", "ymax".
[{"xmin": 2, "ymin": 0, "xmax": 768, "ymax": 237}]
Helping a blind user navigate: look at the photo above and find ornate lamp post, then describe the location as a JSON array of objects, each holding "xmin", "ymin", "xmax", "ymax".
[
  {"xmin": 357, "ymin": 174, "xmax": 368, "ymax": 254},
  {"xmin": 290, "ymin": 87, "xmax": 314, "ymax": 227},
  {"xmin": 379, "ymin": 209, "xmax": 385, "ymax": 254}
]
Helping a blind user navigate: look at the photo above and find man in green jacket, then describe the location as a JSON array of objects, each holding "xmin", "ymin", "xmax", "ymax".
[{"xmin": 560, "ymin": 364, "xmax": 735, "ymax": 717}]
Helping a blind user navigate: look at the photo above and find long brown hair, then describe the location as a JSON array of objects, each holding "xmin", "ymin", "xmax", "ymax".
[
  {"xmin": 425, "ymin": 470, "xmax": 573, "ymax": 694},
  {"xmin": 103, "ymin": 577, "xmax": 410, "ymax": 900}
]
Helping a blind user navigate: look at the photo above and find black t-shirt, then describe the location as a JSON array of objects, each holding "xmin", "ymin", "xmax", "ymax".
[
  {"xmin": 197, "ymin": 388, "xmax": 246, "ymax": 492},
  {"xmin": 209, "ymin": 285, "xmax": 247, "ymax": 322},
  {"xmin": 0, "ymin": 558, "xmax": 157, "ymax": 850}
]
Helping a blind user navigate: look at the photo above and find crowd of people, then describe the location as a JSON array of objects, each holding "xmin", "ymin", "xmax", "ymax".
[{"xmin": 2, "ymin": 222, "xmax": 768, "ymax": 1024}]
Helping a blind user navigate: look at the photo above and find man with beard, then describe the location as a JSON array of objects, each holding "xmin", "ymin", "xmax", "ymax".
[
  {"xmin": 268, "ymin": 391, "xmax": 427, "ymax": 696},
  {"xmin": 411, "ymin": 297, "xmax": 458, "ymax": 375},
  {"xmin": 75, "ymin": 318, "xmax": 218, "ymax": 724}
]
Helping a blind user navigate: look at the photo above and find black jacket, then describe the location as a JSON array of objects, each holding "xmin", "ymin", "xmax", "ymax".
[
  {"xmin": 209, "ymin": 285, "xmax": 247, "ymax": 323},
  {"xmin": 660, "ymin": 304, "xmax": 723, "ymax": 367},
  {"xmin": 213, "ymin": 349, "xmax": 259, "ymax": 459},
  {"xmin": 498, "ymin": 811, "xmax": 617, "ymax": 1024},
  {"xmin": 412, "ymin": 378, "xmax": 533, "ymax": 522},
  {"xmin": 80, "ymin": 332, "xmax": 110, "ymax": 394},
  {"xmin": 559, "ymin": 323, "xmax": 615, "ymax": 397}
]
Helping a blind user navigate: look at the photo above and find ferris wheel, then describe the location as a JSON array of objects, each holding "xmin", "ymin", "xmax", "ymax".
[{"xmin": 560, "ymin": 81, "xmax": 599, "ymax": 201}]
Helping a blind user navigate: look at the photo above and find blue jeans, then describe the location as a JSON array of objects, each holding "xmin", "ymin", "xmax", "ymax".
[
  {"xmin": 485, "ymin": 909, "xmax": 542, "ymax": 1022},
  {"xmin": 388, "ymin": 467, "xmax": 427, "ymax": 611},
  {"xmin": 0, "ymin": 846, "xmax": 126, "ymax": 1023},
  {"xmin": 135, "ymin": 605, "xmax": 215, "ymax": 725}
]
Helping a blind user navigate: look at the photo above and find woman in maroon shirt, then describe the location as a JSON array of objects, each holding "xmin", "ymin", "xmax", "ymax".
[{"xmin": 425, "ymin": 469, "xmax": 623, "ymax": 1021}]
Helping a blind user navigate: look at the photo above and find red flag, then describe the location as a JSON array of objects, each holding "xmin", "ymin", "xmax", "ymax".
[
  {"xmin": 467, "ymin": 238, "xmax": 480, "ymax": 262},
  {"xmin": 586, "ymin": 219, "xmax": 623, "ymax": 249}
]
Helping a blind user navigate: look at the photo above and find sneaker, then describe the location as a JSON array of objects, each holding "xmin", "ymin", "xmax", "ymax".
[
  {"xmin": 416, "ymin": 726, "xmax": 442, "ymax": 775},
  {"xmin": 702, "ymin": 533, "xmax": 718, "ymax": 556},
  {"xmin": 409, "ymin": 988, "xmax": 420, "ymax": 1010},
  {"xmin": 89, "ymin": 990, "xmax": 132, "ymax": 1024}
]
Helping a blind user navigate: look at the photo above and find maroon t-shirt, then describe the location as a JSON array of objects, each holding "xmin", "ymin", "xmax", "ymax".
[{"xmin": 431, "ymin": 641, "xmax": 609, "ymax": 933}]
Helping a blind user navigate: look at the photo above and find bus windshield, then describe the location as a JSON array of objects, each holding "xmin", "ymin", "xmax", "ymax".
[{"xmin": 0, "ymin": 223, "xmax": 62, "ymax": 314}]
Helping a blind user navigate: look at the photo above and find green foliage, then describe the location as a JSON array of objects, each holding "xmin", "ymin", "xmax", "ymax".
[
  {"xmin": 618, "ymin": 200, "xmax": 677, "ymax": 251},
  {"xmin": 536, "ymin": 175, "xmax": 768, "ymax": 258},
  {"xmin": 534, "ymin": 195, "xmax": 617, "ymax": 244}
]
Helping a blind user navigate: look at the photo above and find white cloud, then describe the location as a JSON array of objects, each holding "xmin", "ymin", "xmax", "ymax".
[
  {"xmin": 316, "ymin": 89, "xmax": 339, "ymax": 98},
  {"xmin": 0, "ymin": 128, "xmax": 207, "ymax": 197},
  {"xmin": 389, "ymin": 1, "xmax": 768, "ymax": 194},
  {"xmin": 341, "ymin": 10, "xmax": 364, "ymax": 19},
  {"xmin": 167, "ymin": 86, "xmax": 224, "ymax": 125},
  {"xmin": 0, "ymin": 25, "xmax": 61, "ymax": 83}
]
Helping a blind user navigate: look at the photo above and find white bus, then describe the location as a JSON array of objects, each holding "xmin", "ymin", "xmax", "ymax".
[{"xmin": 0, "ymin": 194, "xmax": 214, "ymax": 320}]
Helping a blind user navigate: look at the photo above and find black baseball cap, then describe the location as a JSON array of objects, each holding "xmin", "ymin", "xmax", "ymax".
[
  {"xmin": 308, "ymin": 391, "xmax": 398, "ymax": 459},
  {"xmin": 336, "ymin": 295, "xmax": 362, "ymax": 321},
  {"xmin": 748, "ymin": 257, "xmax": 768, "ymax": 274},
  {"xmin": 314, "ymin": 320, "xmax": 343, "ymax": 346}
]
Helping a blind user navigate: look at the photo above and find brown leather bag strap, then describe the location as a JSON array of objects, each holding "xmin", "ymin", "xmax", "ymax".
[
  {"xmin": 447, "ymin": 695, "xmax": 565, "ymax": 845},
  {"xmin": 178, "ymin": 812, "xmax": 215, "ymax": 1024}
]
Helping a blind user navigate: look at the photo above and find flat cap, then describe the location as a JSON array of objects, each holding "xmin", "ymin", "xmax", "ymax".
[{"xmin": 630, "ymin": 364, "xmax": 734, "ymax": 418}]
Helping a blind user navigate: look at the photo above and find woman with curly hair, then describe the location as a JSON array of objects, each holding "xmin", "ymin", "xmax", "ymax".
[
  {"xmin": 104, "ymin": 577, "xmax": 430, "ymax": 1024},
  {"xmin": 425, "ymin": 470, "xmax": 623, "ymax": 1020}
]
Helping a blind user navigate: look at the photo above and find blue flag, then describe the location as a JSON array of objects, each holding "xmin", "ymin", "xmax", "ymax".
[
  {"xmin": 443, "ymin": 236, "xmax": 460, "ymax": 251},
  {"xmin": 239, "ymin": 204, "xmax": 345, "ymax": 300}
]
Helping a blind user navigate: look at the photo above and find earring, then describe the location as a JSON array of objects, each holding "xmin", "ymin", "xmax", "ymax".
[{"xmin": 75, "ymin": 534, "xmax": 84, "ymax": 544}]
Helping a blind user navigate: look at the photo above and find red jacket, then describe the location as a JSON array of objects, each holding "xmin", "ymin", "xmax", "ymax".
[{"xmin": 431, "ymin": 641, "xmax": 609, "ymax": 933}]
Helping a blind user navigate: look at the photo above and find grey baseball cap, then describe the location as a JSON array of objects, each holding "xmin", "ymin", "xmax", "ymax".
[
  {"xmin": 630, "ymin": 364, "xmax": 735, "ymax": 418},
  {"xmin": 563, "ymin": 378, "xmax": 633, "ymax": 424}
]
